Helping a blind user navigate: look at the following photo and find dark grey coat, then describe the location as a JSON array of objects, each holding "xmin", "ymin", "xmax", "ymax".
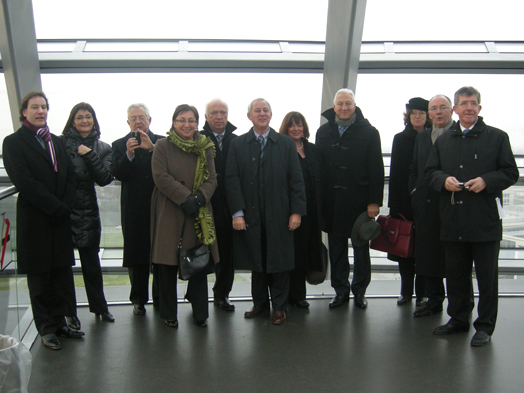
[
  {"xmin": 409, "ymin": 126, "xmax": 451, "ymax": 277},
  {"xmin": 61, "ymin": 128, "xmax": 113, "ymax": 248},
  {"xmin": 225, "ymin": 128, "xmax": 306, "ymax": 273},
  {"xmin": 315, "ymin": 107, "xmax": 384, "ymax": 237},
  {"xmin": 425, "ymin": 117, "xmax": 518, "ymax": 243},
  {"xmin": 3, "ymin": 126, "xmax": 76, "ymax": 274},
  {"xmin": 112, "ymin": 130, "xmax": 165, "ymax": 267}
]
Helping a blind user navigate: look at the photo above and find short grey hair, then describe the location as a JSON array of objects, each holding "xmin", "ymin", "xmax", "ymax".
[
  {"xmin": 454, "ymin": 86, "xmax": 481, "ymax": 105},
  {"xmin": 248, "ymin": 98, "xmax": 272, "ymax": 113},
  {"xmin": 429, "ymin": 94, "xmax": 452, "ymax": 107},
  {"xmin": 333, "ymin": 88, "xmax": 356, "ymax": 105},
  {"xmin": 127, "ymin": 103, "xmax": 150, "ymax": 118},
  {"xmin": 206, "ymin": 99, "xmax": 229, "ymax": 115}
]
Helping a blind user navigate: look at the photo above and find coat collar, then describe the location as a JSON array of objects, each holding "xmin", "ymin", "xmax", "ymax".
[
  {"xmin": 202, "ymin": 120, "xmax": 237, "ymax": 137},
  {"xmin": 18, "ymin": 125, "xmax": 55, "ymax": 164},
  {"xmin": 247, "ymin": 127, "xmax": 278, "ymax": 142},
  {"xmin": 321, "ymin": 106, "xmax": 366, "ymax": 124},
  {"xmin": 450, "ymin": 116, "xmax": 486, "ymax": 137}
]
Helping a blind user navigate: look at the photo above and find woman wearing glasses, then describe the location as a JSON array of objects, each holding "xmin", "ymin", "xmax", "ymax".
[
  {"xmin": 61, "ymin": 102, "xmax": 115, "ymax": 329},
  {"xmin": 388, "ymin": 97, "xmax": 431, "ymax": 307},
  {"xmin": 150, "ymin": 104, "xmax": 218, "ymax": 328}
]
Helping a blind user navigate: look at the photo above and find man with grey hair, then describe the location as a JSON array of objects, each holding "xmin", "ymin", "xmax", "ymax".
[
  {"xmin": 226, "ymin": 98, "xmax": 306, "ymax": 325},
  {"xmin": 112, "ymin": 103, "xmax": 165, "ymax": 315},
  {"xmin": 316, "ymin": 88, "xmax": 384, "ymax": 309},
  {"xmin": 201, "ymin": 99, "xmax": 237, "ymax": 311},
  {"xmin": 410, "ymin": 94, "xmax": 455, "ymax": 317},
  {"xmin": 425, "ymin": 86, "xmax": 518, "ymax": 346}
]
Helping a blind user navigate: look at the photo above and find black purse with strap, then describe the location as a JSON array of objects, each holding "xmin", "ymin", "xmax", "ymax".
[{"xmin": 177, "ymin": 216, "xmax": 215, "ymax": 281}]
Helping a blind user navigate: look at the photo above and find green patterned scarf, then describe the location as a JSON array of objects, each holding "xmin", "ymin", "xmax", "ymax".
[{"xmin": 168, "ymin": 130, "xmax": 216, "ymax": 245}]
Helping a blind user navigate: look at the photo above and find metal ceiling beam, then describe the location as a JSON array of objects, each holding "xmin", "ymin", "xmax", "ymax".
[{"xmin": 0, "ymin": 0, "xmax": 41, "ymax": 132}]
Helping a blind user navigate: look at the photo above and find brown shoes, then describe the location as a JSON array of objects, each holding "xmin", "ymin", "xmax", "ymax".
[
  {"xmin": 272, "ymin": 311, "xmax": 286, "ymax": 325},
  {"xmin": 244, "ymin": 305, "xmax": 269, "ymax": 318}
]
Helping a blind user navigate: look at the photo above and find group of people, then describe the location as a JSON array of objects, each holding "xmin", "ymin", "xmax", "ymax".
[
  {"xmin": 389, "ymin": 87, "xmax": 518, "ymax": 347},
  {"xmin": 2, "ymin": 85, "xmax": 518, "ymax": 350}
]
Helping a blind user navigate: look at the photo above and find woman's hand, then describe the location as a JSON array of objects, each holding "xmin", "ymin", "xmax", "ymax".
[{"xmin": 77, "ymin": 144, "xmax": 92, "ymax": 156}]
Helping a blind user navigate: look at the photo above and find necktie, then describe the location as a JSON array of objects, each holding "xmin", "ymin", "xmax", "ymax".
[
  {"xmin": 216, "ymin": 134, "xmax": 223, "ymax": 150},
  {"xmin": 258, "ymin": 135, "xmax": 266, "ymax": 158},
  {"xmin": 339, "ymin": 126, "xmax": 347, "ymax": 136},
  {"xmin": 36, "ymin": 127, "xmax": 58, "ymax": 172},
  {"xmin": 463, "ymin": 129, "xmax": 470, "ymax": 135}
]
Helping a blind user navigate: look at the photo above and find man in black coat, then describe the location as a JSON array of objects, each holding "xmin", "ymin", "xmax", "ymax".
[
  {"xmin": 201, "ymin": 99, "xmax": 237, "ymax": 311},
  {"xmin": 225, "ymin": 98, "xmax": 306, "ymax": 325},
  {"xmin": 112, "ymin": 103, "xmax": 165, "ymax": 315},
  {"xmin": 410, "ymin": 94, "xmax": 455, "ymax": 317},
  {"xmin": 3, "ymin": 91, "xmax": 84, "ymax": 350},
  {"xmin": 316, "ymin": 88, "xmax": 384, "ymax": 309},
  {"xmin": 425, "ymin": 86, "xmax": 519, "ymax": 346}
]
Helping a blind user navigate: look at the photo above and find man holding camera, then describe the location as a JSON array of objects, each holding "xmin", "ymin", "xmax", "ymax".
[
  {"xmin": 112, "ymin": 103, "xmax": 165, "ymax": 315},
  {"xmin": 425, "ymin": 86, "xmax": 518, "ymax": 346}
]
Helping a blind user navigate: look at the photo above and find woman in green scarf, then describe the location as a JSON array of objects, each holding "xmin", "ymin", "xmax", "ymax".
[{"xmin": 150, "ymin": 104, "xmax": 219, "ymax": 328}]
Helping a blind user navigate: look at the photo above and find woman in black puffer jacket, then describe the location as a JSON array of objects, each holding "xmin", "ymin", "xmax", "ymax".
[{"xmin": 61, "ymin": 102, "xmax": 115, "ymax": 327}]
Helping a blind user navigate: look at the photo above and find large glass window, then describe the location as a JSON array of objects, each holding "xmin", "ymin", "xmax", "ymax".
[{"xmin": 0, "ymin": 73, "xmax": 14, "ymax": 149}]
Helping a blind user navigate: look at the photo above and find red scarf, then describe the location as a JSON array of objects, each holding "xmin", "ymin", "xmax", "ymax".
[{"xmin": 23, "ymin": 119, "xmax": 58, "ymax": 172}]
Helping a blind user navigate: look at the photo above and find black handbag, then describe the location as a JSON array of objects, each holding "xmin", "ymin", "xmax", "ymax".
[
  {"xmin": 306, "ymin": 243, "xmax": 328, "ymax": 285},
  {"xmin": 177, "ymin": 216, "xmax": 215, "ymax": 281}
]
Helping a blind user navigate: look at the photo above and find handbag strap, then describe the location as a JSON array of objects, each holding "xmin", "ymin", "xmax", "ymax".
[{"xmin": 178, "ymin": 215, "xmax": 187, "ymax": 249}]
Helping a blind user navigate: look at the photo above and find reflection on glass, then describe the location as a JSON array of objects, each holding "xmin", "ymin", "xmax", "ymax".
[
  {"xmin": 189, "ymin": 42, "xmax": 281, "ymax": 53},
  {"xmin": 85, "ymin": 42, "xmax": 179, "ymax": 52}
]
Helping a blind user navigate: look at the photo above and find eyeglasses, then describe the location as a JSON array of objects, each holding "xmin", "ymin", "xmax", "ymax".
[
  {"xmin": 429, "ymin": 106, "xmax": 450, "ymax": 112},
  {"xmin": 129, "ymin": 116, "xmax": 149, "ymax": 122},
  {"xmin": 175, "ymin": 119, "xmax": 198, "ymax": 125},
  {"xmin": 75, "ymin": 115, "xmax": 93, "ymax": 121},
  {"xmin": 410, "ymin": 111, "xmax": 426, "ymax": 117},
  {"xmin": 458, "ymin": 101, "xmax": 479, "ymax": 108},
  {"xmin": 209, "ymin": 110, "xmax": 227, "ymax": 117}
]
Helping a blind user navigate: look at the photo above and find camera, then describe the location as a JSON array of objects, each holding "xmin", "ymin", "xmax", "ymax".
[
  {"xmin": 457, "ymin": 182, "xmax": 470, "ymax": 190},
  {"xmin": 132, "ymin": 131, "xmax": 141, "ymax": 146}
]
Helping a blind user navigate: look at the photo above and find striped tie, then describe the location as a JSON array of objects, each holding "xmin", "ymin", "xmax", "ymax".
[
  {"xmin": 216, "ymin": 134, "xmax": 223, "ymax": 150},
  {"xmin": 36, "ymin": 127, "xmax": 58, "ymax": 172},
  {"xmin": 258, "ymin": 135, "xmax": 266, "ymax": 158}
]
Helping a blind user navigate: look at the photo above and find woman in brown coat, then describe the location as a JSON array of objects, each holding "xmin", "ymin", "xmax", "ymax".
[{"xmin": 150, "ymin": 104, "xmax": 218, "ymax": 328}]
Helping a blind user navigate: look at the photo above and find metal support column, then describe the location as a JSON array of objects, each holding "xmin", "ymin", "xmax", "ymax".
[
  {"xmin": 0, "ymin": 0, "xmax": 42, "ymax": 133},
  {"xmin": 321, "ymin": 0, "xmax": 367, "ymax": 118}
]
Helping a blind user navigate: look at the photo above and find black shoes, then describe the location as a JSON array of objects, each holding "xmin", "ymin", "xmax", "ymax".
[
  {"xmin": 56, "ymin": 326, "xmax": 85, "ymax": 339},
  {"xmin": 471, "ymin": 331, "xmax": 491, "ymax": 347},
  {"xmin": 433, "ymin": 321, "xmax": 470, "ymax": 335},
  {"xmin": 196, "ymin": 320, "xmax": 208, "ymax": 328},
  {"xmin": 416, "ymin": 297, "xmax": 429, "ymax": 307},
  {"xmin": 397, "ymin": 295, "xmax": 412, "ymax": 305},
  {"xmin": 289, "ymin": 299, "xmax": 310, "ymax": 309},
  {"xmin": 413, "ymin": 304, "xmax": 443, "ymax": 317},
  {"xmin": 214, "ymin": 297, "xmax": 235, "ymax": 311},
  {"xmin": 165, "ymin": 320, "xmax": 179, "ymax": 328},
  {"xmin": 66, "ymin": 316, "xmax": 81, "ymax": 330},
  {"xmin": 328, "ymin": 294, "xmax": 350, "ymax": 309},
  {"xmin": 97, "ymin": 311, "xmax": 116, "ymax": 322},
  {"xmin": 41, "ymin": 333, "xmax": 61, "ymax": 350},
  {"xmin": 133, "ymin": 304, "xmax": 146, "ymax": 315},
  {"xmin": 354, "ymin": 295, "xmax": 368, "ymax": 309}
]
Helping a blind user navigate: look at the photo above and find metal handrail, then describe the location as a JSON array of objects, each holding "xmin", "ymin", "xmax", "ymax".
[{"xmin": 0, "ymin": 186, "xmax": 18, "ymax": 201}]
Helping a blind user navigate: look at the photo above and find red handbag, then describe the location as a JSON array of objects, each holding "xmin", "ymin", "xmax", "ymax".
[{"xmin": 370, "ymin": 215, "xmax": 415, "ymax": 259}]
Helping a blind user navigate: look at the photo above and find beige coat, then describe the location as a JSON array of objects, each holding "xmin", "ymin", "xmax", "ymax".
[{"xmin": 150, "ymin": 137, "xmax": 219, "ymax": 266}]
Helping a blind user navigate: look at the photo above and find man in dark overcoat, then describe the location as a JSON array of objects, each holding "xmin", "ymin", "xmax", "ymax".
[
  {"xmin": 201, "ymin": 99, "xmax": 237, "ymax": 311},
  {"xmin": 112, "ymin": 103, "xmax": 165, "ymax": 315},
  {"xmin": 315, "ymin": 88, "xmax": 384, "ymax": 309},
  {"xmin": 425, "ymin": 86, "xmax": 518, "ymax": 346},
  {"xmin": 225, "ymin": 98, "xmax": 306, "ymax": 325},
  {"xmin": 409, "ymin": 94, "xmax": 455, "ymax": 317},
  {"xmin": 3, "ymin": 91, "xmax": 84, "ymax": 350}
]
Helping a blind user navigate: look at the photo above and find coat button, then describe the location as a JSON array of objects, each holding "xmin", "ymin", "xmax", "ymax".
[
  {"xmin": 426, "ymin": 199, "xmax": 431, "ymax": 203},
  {"xmin": 459, "ymin": 165, "xmax": 463, "ymax": 168},
  {"xmin": 458, "ymin": 236, "xmax": 462, "ymax": 240},
  {"xmin": 252, "ymin": 158, "xmax": 256, "ymax": 161},
  {"xmin": 70, "ymin": 154, "xmax": 75, "ymax": 159},
  {"xmin": 252, "ymin": 206, "xmax": 255, "ymax": 210},
  {"xmin": 250, "ymin": 182, "xmax": 253, "ymax": 185}
]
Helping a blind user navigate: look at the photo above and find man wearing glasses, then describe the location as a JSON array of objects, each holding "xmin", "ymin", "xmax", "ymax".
[
  {"xmin": 112, "ymin": 103, "xmax": 165, "ymax": 316},
  {"xmin": 425, "ymin": 86, "xmax": 519, "ymax": 346},
  {"xmin": 200, "ymin": 99, "xmax": 238, "ymax": 311},
  {"xmin": 410, "ymin": 94, "xmax": 455, "ymax": 318}
]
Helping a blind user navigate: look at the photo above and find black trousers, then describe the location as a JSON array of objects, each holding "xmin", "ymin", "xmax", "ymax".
[
  {"xmin": 27, "ymin": 267, "xmax": 69, "ymax": 336},
  {"xmin": 423, "ymin": 275, "xmax": 446, "ymax": 308},
  {"xmin": 328, "ymin": 234, "xmax": 371, "ymax": 297},
  {"xmin": 128, "ymin": 264, "xmax": 159, "ymax": 305},
  {"xmin": 213, "ymin": 226, "xmax": 235, "ymax": 298},
  {"xmin": 444, "ymin": 241, "xmax": 500, "ymax": 335},
  {"xmin": 251, "ymin": 226, "xmax": 290, "ymax": 312},
  {"xmin": 157, "ymin": 264, "xmax": 209, "ymax": 322},
  {"xmin": 67, "ymin": 247, "xmax": 108, "ymax": 315},
  {"xmin": 289, "ymin": 268, "xmax": 307, "ymax": 302},
  {"xmin": 398, "ymin": 257, "xmax": 425, "ymax": 299}
]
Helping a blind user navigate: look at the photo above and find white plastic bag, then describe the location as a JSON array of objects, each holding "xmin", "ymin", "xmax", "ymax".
[{"xmin": 0, "ymin": 335, "xmax": 32, "ymax": 393}]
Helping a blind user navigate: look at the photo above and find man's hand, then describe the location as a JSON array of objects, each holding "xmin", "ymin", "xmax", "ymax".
[
  {"xmin": 465, "ymin": 177, "xmax": 486, "ymax": 193},
  {"xmin": 233, "ymin": 216, "xmax": 247, "ymax": 231},
  {"xmin": 367, "ymin": 203, "xmax": 380, "ymax": 218},
  {"xmin": 126, "ymin": 136, "xmax": 140, "ymax": 159},
  {"xmin": 138, "ymin": 130, "xmax": 155, "ymax": 152},
  {"xmin": 288, "ymin": 213, "xmax": 301, "ymax": 231},
  {"xmin": 444, "ymin": 176, "xmax": 463, "ymax": 192}
]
